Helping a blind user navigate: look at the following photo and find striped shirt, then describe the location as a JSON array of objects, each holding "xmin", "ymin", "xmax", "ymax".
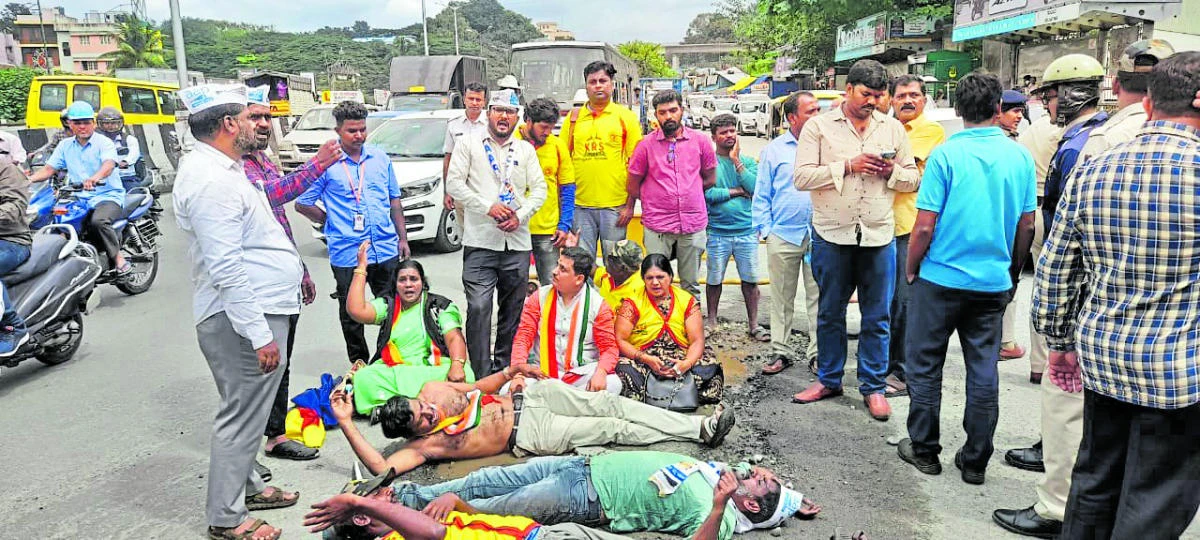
[{"xmin": 1032, "ymin": 120, "xmax": 1200, "ymax": 410}]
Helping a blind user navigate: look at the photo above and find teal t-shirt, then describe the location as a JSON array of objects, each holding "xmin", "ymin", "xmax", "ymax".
[
  {"xmin": 705, "ymin": 155, "xmax": 758, "ymax": 236},
  {"xmin": 916, "ymin": 127, "xmax": 1037, "ymax": 292},
  {"xmin": 591, "ymin": 451, "xmax": 736, "ymax": 540}
]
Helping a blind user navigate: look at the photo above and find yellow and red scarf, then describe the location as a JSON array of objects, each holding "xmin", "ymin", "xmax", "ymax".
[
  {"xmin": 537, "ymin": 287, "xmax": 594, "ymax": 381},
  {"xmin": 380, "ymin": 294, "xmax": 444, "ymax": 367},
  {"xmin": 428, "ymin": 390, "xmax": 501, "ymax": 437}
]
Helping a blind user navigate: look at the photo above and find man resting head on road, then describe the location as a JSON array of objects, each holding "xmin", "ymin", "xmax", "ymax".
[
  {"xmin": 305, "ymin": 468, "xmax": 630, "ymax": 540},
  {"xmin": 386, "ymin": 451, "xmax": 821, "ymax": 540},
  {"xmin": 332, "ymin": 367, "xmax": 735, "ymax": 476}
]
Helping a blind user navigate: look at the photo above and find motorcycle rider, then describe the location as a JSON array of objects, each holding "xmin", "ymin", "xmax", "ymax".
[
  {"xmin": 0, "ymin": 135, "xmax": 32, "ymax": 356},
  {"xmin": 28, "ymin": 101, "xmax": 129, "ymax": 275},
  {"xmin": 95, "ymin": 107, "xmax": 144, "ymax": 190}
]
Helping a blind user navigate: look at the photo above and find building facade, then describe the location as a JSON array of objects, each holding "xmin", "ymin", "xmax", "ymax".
[
  {"xmin": 14, "ymin": 7, "xmax": 121, "ymax": 74},
  {"xmin": 536, "ymin": 22, "xmax": 575, "ymax": 41}
]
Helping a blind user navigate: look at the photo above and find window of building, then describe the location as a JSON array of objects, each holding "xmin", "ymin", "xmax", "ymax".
[
  {"xmin": 99, "ymin": 35, "xmax": 113, "ymax": 45},
  {"xmin": 79, "ymin": 35, "xmax": 90, "ymax": 45},
  {"xmin": 61, "ymin": 41, "xmax": 71, "ymax": 56},
  {"xmin": 39, "ymin": 84, "xmax": 67, "ymax": 112},
  {"xmin": 118, "ymin": 86, "xmax": 159, "ymax": 115},
  {"xmin": 157, "ymin": 90, "xmax": 178, "ymax": 115},
  {"xmin": 73, "ymin": 84, "xmax": 101, "ymax": 109},
  {"xmin": 80, "ymin": 60, "xmax": 99, "ymax": 71}
]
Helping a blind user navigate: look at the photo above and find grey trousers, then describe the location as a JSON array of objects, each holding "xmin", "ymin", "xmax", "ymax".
[
  {"xmin": 462, "ymin": 246, "xmax": 530, "ymax": 376},
  {"xmin": 643, "ymin": 228, "xmax": 706, "ymax": 298},
  {"xmin": 539, "ymin": 523, "xmax": 630, "ymax": 540},
  {"xmin": 197, "ymin": 311, "xmax": 292, "ymax": 528}
]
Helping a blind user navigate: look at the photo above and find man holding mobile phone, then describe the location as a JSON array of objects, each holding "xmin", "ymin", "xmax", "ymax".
[{"xmin": 792, "ymin": 60, "xmax": 920, "ymax": 422}]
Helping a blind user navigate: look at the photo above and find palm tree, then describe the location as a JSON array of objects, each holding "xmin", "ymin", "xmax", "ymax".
[{"xmin": 101, "ymin": 16, "xmax": 168, "ymax": 72}]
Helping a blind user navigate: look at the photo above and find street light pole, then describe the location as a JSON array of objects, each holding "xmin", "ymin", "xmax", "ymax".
[
  {"xmin": 450, "ymin": 5, "xmax": 460, "ymax": 55},
  {"xmin": 168, "ymin": 0, "xmax": 188, "ymax": 88},
  {"xmin": 34, "ymin": 0, "xmax": 50, "ymax": 74},
  {"xmin": 420, "ymin": 0, "xmax": 429, "ymax": 56}
]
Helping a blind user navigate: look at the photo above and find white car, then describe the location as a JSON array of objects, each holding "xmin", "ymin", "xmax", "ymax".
[
  {"xmin": 366, "ymin": 109, "xmax": 463, "ymax": 252},
  {"xmin": 699, "ymin": 98, "xmax": 737, "ymax": 130},
  {"xmin": 731, "ymin": 100, "xmax": 767, "ymax": 136},
  {"xmin": 277, "ymin": 105, "xmax": 337, "ymax": 172}
]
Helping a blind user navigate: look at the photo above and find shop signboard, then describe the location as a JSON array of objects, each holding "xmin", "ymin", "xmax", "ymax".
[
  {"xmin": 835, "ymin": 12, "xmax": 888, "ymax": 62},
  {"xmin": 952, "ymin": 0, "xmax": 1179, "ymax": 41}
]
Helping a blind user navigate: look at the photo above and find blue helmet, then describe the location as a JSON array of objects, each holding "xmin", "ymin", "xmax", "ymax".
[{"xmin": 65, "ymin": 101, "xmax": 96, "ymax": 120}]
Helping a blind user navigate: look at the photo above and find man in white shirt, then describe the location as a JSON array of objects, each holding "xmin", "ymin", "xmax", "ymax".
[
  {"xmin": 442, "ymin": 82, "xmax": 489, "ymax": 227},
  {"xmin": 446, "ymin": 89, "xmax": 548, "ymax": 377},
  {"xmin": 173, "ymin": 84, "xmax": 302, "ymax": 540}
]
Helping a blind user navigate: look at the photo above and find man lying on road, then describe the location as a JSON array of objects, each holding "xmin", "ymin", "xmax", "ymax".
[
  {"xmin": 304, "ymin": 468, "xmax": 629, "ymax": 540},
  {"xmin": 386, "ymin": 451, "xmax": 821, "ymax": 540},
  {"xmin": 333, "ymin": 367, "xmax": 735, "ymax": 475}
]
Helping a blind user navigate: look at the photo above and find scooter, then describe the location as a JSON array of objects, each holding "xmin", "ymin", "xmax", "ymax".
[
  {"xmin": 1, "ymin": 225, "xmax": 101, "ymax": 369},
  {"xmin": 27, "ymin": 178, "xmax": 162, "ymax": 295}
]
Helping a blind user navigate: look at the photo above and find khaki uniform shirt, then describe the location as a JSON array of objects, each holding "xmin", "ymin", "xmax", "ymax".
[
  {"xmin": 1079, "ymin": 103, "xmax": 1146, "ymax": 165},
  {"xmin": 792, "ymin": 107, "xmax": 919, "ymax": 247},
  {"xmin": 1017, "ymin": 115, "xmax": 1065, "ymax": 196}
]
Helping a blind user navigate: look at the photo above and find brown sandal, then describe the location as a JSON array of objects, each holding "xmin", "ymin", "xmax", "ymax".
[
  {"xmin": 208, "ymin": 518, "xmax": 280, "ymax": 540},
  {"xmin": 245, "ymin": 487, "xmax": 299, "ymax": 511}
]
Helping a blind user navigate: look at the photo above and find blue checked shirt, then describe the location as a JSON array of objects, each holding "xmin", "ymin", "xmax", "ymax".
[{"xmin": 1032, "ymin": 120, "xmax": 1200, "ymax": 410}]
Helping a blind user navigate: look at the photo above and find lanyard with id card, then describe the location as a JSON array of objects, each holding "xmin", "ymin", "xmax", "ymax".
[{"xmin": 341, "ymin": 160, "xmax": 367, "ymax": 231}]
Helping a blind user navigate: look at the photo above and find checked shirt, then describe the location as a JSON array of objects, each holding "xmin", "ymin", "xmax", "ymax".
[
  {"xmin": 243, "ymin": 151, "xmax": 327, "ymax": 280},
  {"xmin": 1033, "ymin": 120, "xmax": 1200, "ymax": 410}
]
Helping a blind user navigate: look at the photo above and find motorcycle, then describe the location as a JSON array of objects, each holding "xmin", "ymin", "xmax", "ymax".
[
  {"xmin": 27, "ymin": 178, "xmax": 162, "ymax": 295},
  {"xmin": 1, "ymin": 225, "xmax": 101, "ymax": 369}
]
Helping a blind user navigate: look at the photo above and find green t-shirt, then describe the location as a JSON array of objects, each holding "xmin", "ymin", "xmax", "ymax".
[
  {"xmin": 591, "ymin": 451, "xmax": 736, "ymax": 540},
  {"xmin": 352, "ymin": 295, "xmax": 474, "ymax": 414}
]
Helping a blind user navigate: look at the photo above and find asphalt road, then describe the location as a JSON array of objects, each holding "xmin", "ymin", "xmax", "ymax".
[{"xmin": 0, "ymin": 134, "xmax": 1194, "ymax": 539}]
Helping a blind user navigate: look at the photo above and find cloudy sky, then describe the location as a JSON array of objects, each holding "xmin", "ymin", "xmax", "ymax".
[{"xmin": 69, "ymin": 0, "xmax": 714, "ymax": 44}]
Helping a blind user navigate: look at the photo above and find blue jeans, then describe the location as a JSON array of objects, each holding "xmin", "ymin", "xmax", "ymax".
[
  {"xmin": 574, "ymin": 207, "xmax": 625, "ymax": 262},
  {"xmin": 810, "ymin": 231, "xmax": 894, "ymax": 395},
  {"xmin": 905, "ymin": 278, "xmax": 1007, "ymax": 468},
  {"xmin": 0, "ymin": 240, "xmax": 31, "ymax": 329},
  {"xmin": 393, "ymin": 456, "xmax": 604, "ymax": 526},
  {"xmin": 706, "ymin": 232, "xmax": 759, "ymax": 283}
]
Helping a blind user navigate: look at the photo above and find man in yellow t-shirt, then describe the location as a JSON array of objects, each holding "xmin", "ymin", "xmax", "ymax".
[
  {"xmin": 887, "ymin": 75, "xmax": 946, "ymax": 398},
  {"xmin": 593, "ymin": 239, "xmax": 645, "ymax": 309},
  {"xmin": 517, "ymin": 98, "xmax": 576, "ymax": 285},
  {"xmin": 561, "ymin": 60, "xmax": 643, "ymax": 261}
]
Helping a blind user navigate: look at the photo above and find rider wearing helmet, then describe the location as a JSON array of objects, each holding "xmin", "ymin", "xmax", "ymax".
[
  {"xmin": 27, "ymin": 101, "xmax": 129, "ymax": 274},
  {"xmin": 1078, "ymin": 39, "xmax": 1175, "ymax": 164},
  {"xmin": 95, "ymin": 107, "xmax": 144, "ymax": 189},
  {"xmin": 1035, "ymin": 54, "xmax": 1109, "ymax": 226}
]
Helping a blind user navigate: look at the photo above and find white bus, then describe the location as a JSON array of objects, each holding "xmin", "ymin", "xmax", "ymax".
[{"xmin": 509, "ymin": 41, "xmax": 640, "ymax": 115}]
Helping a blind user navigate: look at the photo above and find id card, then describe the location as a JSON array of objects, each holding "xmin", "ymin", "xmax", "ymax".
[{"xmin": 353, "ymin": 213, "xmax": 365, "ymax": 232}]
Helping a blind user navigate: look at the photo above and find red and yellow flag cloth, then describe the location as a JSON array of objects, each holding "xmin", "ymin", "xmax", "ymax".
[
  {"xmin": 380, "ymin": 294, "xmax": 444, "ymax": 367},
  {"xmin": 284, "ymin": 407, "xmax": 326, "ymax": 448},
  {"xmin": 428, "ymin": 390, "xmax": 502, "ymax": 436},
  {"xmin": 536, "ymin": 287, "xmax": 593, "ymax": 382}
]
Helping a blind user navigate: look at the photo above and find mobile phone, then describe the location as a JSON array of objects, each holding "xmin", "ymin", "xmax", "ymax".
[{"xmin": 880, "ymin": 151, "xmax": 897, "ymax": 160}]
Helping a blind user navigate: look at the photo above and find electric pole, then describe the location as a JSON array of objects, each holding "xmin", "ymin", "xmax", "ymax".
[
  {"xmin": 449, "ymin": 5, "xmax": 460, "ymax": 55},
  {"xmin": 168, "ymin": 0, "xmax": 188, "ymax": 88},
  {"xmin": 420, "ymin": 0, "xmax": 429, "ymax": 55}
]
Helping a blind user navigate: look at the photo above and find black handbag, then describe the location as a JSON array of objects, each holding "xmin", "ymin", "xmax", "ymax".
[{"xmin": 645, "ymin": 373, "xmax": 700, "ymax": 412}]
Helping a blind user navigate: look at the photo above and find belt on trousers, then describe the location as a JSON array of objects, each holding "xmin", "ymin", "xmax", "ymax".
[{"xmin": 507, "ymin": 391, "xmax": 525, "ymax": 450}]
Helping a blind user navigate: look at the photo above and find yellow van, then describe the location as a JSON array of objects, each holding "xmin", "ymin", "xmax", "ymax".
[{"xmin": 26, "ymin": 75, "xmax": 180, "ymax": 129}]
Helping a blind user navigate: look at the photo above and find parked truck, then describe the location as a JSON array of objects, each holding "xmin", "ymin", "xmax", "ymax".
[{"xmin": 387, "ymin": 56, "xmax": 487, "ymax": 112}]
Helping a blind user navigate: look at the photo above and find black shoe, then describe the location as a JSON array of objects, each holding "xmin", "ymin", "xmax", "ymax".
[
  {"xmin": 1005, "ymin": 440, "xmax": 1044, "ymax": 472},
  {"xmin": 955, "ymin": 450, "xmax": 986, "ymax": 485},
  {"xmin": 992, "ymin": 506, "xmax": 1062, "ymax": 538},
  {"xmin": 897, "ymin": 438, "xmax": 942, "ymax": 475}
]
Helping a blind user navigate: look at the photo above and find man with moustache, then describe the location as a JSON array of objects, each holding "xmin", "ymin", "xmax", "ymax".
[
  {"xmin": 446, "ymin": 89, "xmax": 548, "ymax": 376},
  {"xmin": 297, "ymin": 101, "xmax": 410, "ymax": 364},
  {"xmin": 792, "ymin": 59, "xmax": 920, "ymax": 422},
  {"xmin": 884, "ymin": 75, "xmax": 946, "ymax": 398},
  {"xmin": 562, "ymin": 61, "xmax": 643, "ymax": 261},
  {"xmin": 515, "ymin": 97, "xmax": 575, "ymax": 285},
  {"xmin": 174, "ymin": 84, "xmax": 301, "ymax": 540},
  {"xmin": 240, "ymin": 85, "xmax": 342, "ymax": 465},
  {"xmin": 443, "ymin": 82, "xmax": 489, "ymax": 226},
  {"xmin": 626, "ymin": 89, "xmax": 717, "ymax": 298}
]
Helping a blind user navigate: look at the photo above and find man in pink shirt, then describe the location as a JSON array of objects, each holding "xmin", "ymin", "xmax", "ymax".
[{"xmin": 626, "ymin": 90, "xmax": 717, "ymax": 298}]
